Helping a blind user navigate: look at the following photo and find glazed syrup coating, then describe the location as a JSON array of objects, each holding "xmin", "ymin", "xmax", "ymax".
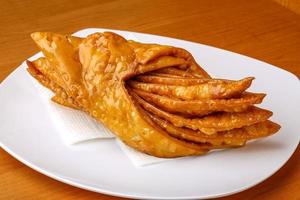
[{"xmin": 27, "ymin": 31, "xmax": 280, "ymax": 158}]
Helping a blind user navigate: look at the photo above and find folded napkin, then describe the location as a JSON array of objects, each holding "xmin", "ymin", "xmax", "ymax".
[{"xmin": 27, "ymin": 62, "xmax": 172, "ymax": 166}]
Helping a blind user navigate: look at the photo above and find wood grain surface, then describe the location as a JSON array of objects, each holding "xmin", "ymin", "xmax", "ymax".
[
  {"xmin": 274, "ymin": 0, "xmax": 300, "ymax": 15},
  {"xmin": 0, "ymin": 0, "xmax": 299, "ymax": 199}
]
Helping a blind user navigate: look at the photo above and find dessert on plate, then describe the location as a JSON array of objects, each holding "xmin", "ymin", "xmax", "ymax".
[{"xmin": 27, "ymin": 31, "xmax": 280, "ymax": 158}]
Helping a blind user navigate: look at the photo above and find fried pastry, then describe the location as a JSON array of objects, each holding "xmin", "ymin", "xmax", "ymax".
[
  {"xmin": 132, "ymin": 89, "xmax": 265, "ymax": 115},
  {"xmin": 27, "ymin": 31, "xmax": 280, "ymax": 158},
  {"xmin": 127, "ymin": 77, "xmax": 254, "ymax": 100},
  {"xmin": 129, "ymin": 90, "xmax": 272, "ymax": 134}
]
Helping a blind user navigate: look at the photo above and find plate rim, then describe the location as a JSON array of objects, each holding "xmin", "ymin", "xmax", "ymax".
[{"xmin": 1, "ymin": 135, "xmax": 299, "ymax": 200}]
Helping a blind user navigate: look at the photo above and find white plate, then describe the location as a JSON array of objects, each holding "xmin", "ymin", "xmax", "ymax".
[{"xmin": 0, "ymin": 28, "xmax": 299, "ymax": 199}]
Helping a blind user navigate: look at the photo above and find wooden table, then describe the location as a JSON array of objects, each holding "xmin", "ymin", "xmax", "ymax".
[{"xmin": 0, "ymin": 0, "xmax": 299, "ymax": 199}]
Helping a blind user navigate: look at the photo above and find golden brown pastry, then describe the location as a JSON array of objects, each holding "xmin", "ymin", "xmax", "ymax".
[{"xmin": 27, "ymin": 31, "xmax": 280, "ymax": 158}]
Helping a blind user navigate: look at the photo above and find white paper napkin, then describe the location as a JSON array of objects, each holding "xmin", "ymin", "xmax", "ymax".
[{"xmin": 27, "ymin": 63, "xmax": 172, "ymax": 166}]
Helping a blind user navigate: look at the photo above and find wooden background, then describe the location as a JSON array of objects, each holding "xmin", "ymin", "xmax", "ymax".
[{"xmin": 0, "ymin": 0, "xmax": 299, "ymax": 199}]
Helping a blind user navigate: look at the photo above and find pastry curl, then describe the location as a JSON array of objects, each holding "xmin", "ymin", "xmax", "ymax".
[
  {"xmin": 130, "ymin": 89, "xmax": 272, "ymax": 134},
  {"xmin": 133, "ymin": 88, "xmax": 266, "ymax": 116},
  {"xmin": 128, "ymin": 77, "xmax": 254, "ymax": 100}
]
